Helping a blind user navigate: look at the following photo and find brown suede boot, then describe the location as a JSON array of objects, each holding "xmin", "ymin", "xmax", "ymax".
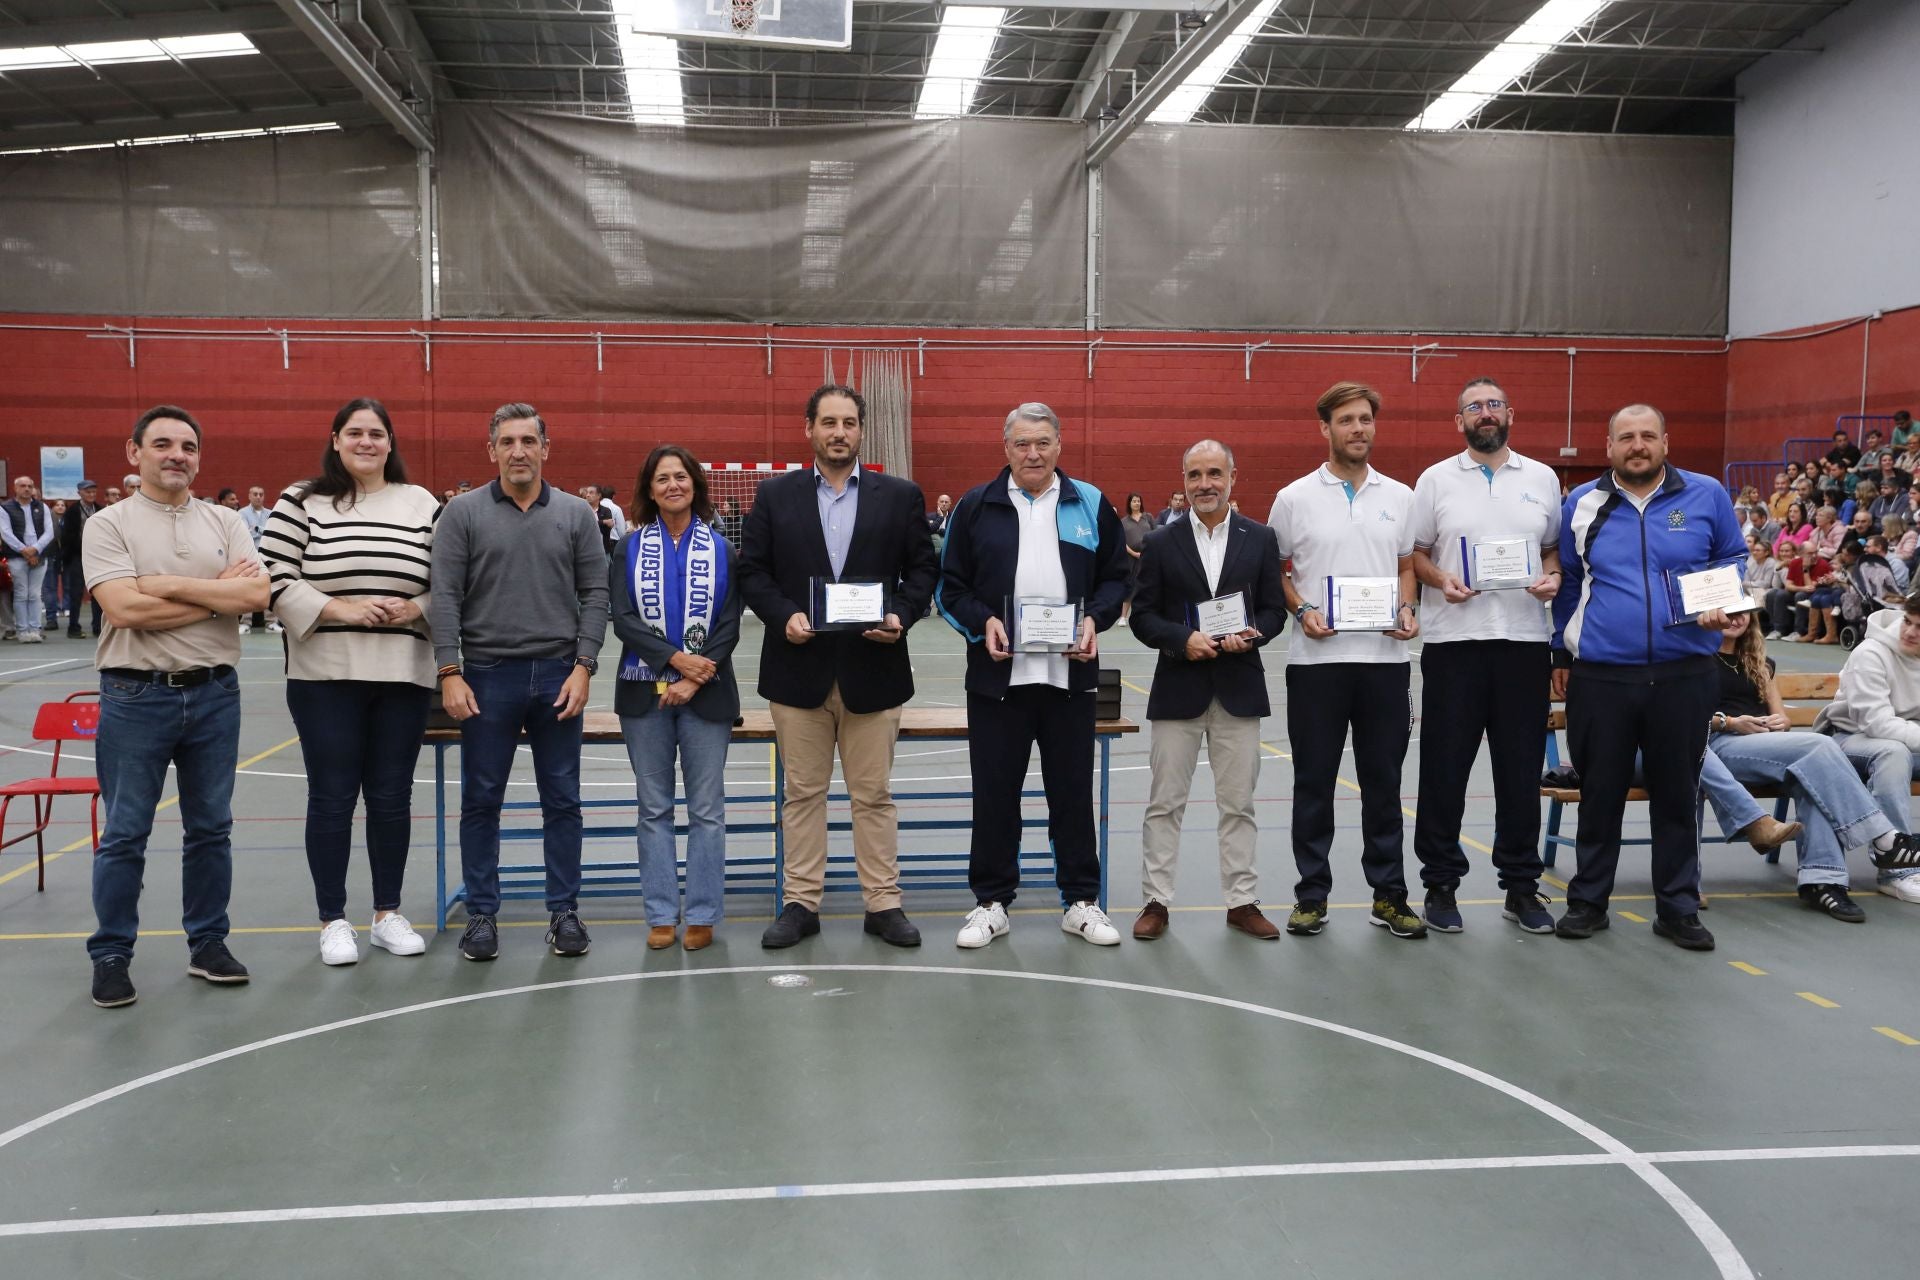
[
  {"xmin": 1738, "ymin": 814, "xmax": 1803, "ymax": 854},
  {"xmin": 647, "ymin": 925, "xmax": 677, "ymax": 950},
  {"xmin": 682, "ymin": 925, "xmax": 713, "ymax": 952}
]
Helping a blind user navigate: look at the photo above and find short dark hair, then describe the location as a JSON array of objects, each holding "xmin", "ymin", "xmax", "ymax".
[
  {"xmin": 216, "ymin": 487, "xmax": 237, "ymax": 502},
  {"xmin": 132, "ymin": 404, "xmax": 202, "ymax": 445},
  {"xmin": 806, "ymin": 383, "xmax": 865, "ymax": 425},
  {"xmin": 631, "ymin": 445, "xmax": 714, "ymax": 527},
  {"xmin": 489, "ymin": 402, "xmax": 546, "ymax": 441},
  {"xmin": 1904, "ymin": 595, "xmax": 1920, "ymax": 620},
  {"xmin": 1317, "ymin": 381, "xmax": 1380, "ymax": 424},
  {"xmin": 1458, "ymin": 377, "xmax": 1505, "ymax": 408}
]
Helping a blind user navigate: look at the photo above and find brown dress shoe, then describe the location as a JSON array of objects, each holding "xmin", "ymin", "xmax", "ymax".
[
  {"xmin": 1226, "ymin": 903, "xmax": 1280, "ymax": 940},
  {"xmin": 1132, "ymin": 901, "xmax": 1169, "ymax": 940},
  {"xmin": 647, "ymin": 925, "xmax": 677, "ymax": 950},
  {"xmin": 1739, "ymin": 814, "xmax": 1803, "ymax": 854},
  {"xmin": 683, "ymin": 925, "xmax": 714, "ymax": 952}
]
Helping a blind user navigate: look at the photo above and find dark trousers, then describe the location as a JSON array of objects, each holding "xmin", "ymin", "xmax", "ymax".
[
  {"xmin": 287, "ymin": 679, "xmax": 430, "ymax": 922},
  {"xmin": 1285, "ymin": 661, "xmax": 1411, "ymax": 901},
  {"xmin": 1763, "ymin": 588, "xmax": 1799, "ymax": 636},
  {"xmin": 966, "ymin": 685, "xmax": 1100, "ymax": 907},
  {"xmin": 1414, "ymin": 640, "xmax": 1549, "ymax": 893},
  {"xmin": 458, "ymin": 657, "xmax": 584, "ymax": 915},
  {"xmin": 62, "ymin": 560, "xmax": 100, "ymax": 634},
  {"xmin": 1565, "ymin": 657, "xmax": 1717, "ymax": 919}
]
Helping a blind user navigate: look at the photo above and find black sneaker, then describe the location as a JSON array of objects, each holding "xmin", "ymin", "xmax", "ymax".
[
  {"xmin": 761, "ymin": 902, "xmax": 820, "ymax": 949},
  {"xmin": 1423, "ymin": 888, "xmax": 1464, "ymax": 933},
  {"xmin": 1869, "ymin": 832, "xmax": 1920, "ymax": 870},
  {"xmin": 1555, "ymin": 901, "xmax": 1611, "ymax": 939},
  {"xmin": 187, "ymin": 939, "xmax": 250, "ymax": 984},
  {"xmin": 67, "ymin": 627, "xmax": 85, "ymax": 640},
  {"xmin": 547, "ymin": 910, "xmax": 591, "ymax": 956},
  {"xmin": 863, "ymin": 907, "xmax": 922, "ymax": 948},
  {"xmin": 1800, "ymin": 883, "xmax": 1867, "ymax": 923},
  {"xmin": 91, "ymin": 957, "xmax": 136, "ymax": 1008},
  {"xmin": 1503, "ymin": 889, "xmax": 1556, "ymax": 935},
  {"xmin": 1651, "ymin": 912, "xmax": 1716, "ymax": 951},
  {"xmin": 460, "ymin": 913, "xmax": 499, "ymax": 961}
]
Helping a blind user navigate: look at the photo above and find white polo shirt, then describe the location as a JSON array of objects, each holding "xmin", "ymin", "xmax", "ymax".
[
  {"xmin": 1268, "ymin": 463, "xmax": 1414, "ymax": 666},
  {"xmin": 1009, "ymin": 474, "xmax": 1069, "ymax": 690},
  {"xmin": 1410, "ymin": 449, "xmax": 1561, "ymax": 645}
]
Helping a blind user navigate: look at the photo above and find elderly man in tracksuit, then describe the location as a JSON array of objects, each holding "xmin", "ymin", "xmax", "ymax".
[
  {"xmin": 936, "ymin": 402, "xmax": 1131, "ymax": 950},
  {"xmin": 1550, "ymin": 404, "xmax": 1746, "ymax": 952}
]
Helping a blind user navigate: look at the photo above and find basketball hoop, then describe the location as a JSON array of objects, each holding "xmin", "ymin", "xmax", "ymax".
[{"xmin": 729, "ymin": 0, "xmax": 759, "ymax": 34}]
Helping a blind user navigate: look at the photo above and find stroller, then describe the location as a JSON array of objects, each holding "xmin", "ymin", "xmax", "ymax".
[{"xmin": 1837, "ymin": 553, "xmax": 1903, "ymax": 648}]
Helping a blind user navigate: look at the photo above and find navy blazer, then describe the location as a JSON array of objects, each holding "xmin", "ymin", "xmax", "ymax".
[
  {"xmin": 1130, "ymin": 513, "xmax": 1287, "ymax": 721},
  {"xmin": 738, "ymin": 465, "xmax": 939, "ymax": 714}
]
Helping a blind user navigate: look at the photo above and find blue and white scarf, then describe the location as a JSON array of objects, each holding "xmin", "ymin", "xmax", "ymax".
[{"xmin": 619, "ymin": 516, "xmax": 728, "ymax": 684}]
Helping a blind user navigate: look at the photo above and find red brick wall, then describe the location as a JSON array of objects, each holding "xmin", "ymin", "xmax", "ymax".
[
  {"xmin": 1724, "ymin": 304, "xmax": 1920, "ymax": 469},
  {"xmin": 3, "ymin": 315, "xmax": 1728, "ymax": 515}
]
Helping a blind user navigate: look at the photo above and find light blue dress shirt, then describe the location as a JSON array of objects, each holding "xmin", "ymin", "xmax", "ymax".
[{"xmin": 814, "ymin": 464, "xmax": 860, "ymax": 579}]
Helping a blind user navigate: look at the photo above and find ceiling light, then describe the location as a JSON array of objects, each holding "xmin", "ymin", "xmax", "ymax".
[
  {"xmin": 915, "ymin": 5, "xmax": 1007, "ymax": 120},
  {"xmin": 1405, "ymin": 0, "xmax": 1612, "ymax": 131}
]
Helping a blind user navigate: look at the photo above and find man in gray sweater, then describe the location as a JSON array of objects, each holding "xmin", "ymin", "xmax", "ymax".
[{"xmin": 430, "ymin": 403, "xmax": 609, "ymax": 961}]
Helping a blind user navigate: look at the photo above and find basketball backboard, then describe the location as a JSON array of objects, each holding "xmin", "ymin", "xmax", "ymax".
[{"xmin": 633, "ymin": 0, "xmax": 853, "ymax": 51}]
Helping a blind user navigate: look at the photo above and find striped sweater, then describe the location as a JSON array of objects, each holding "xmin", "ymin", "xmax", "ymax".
[{"xmin": 261, "ymin": 482, "xmax": 440, "ymax": 686}]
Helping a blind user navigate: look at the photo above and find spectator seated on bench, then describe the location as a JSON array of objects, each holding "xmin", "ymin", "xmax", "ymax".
[{"xmin": 1814, "ymin": 598, "xmax": 1920, "ymax": 903}]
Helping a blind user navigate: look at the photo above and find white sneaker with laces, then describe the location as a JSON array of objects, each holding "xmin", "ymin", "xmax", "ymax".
[
  {"xmin": 956, "ymin": 902, "xmax": 1010, "ymax": 949},
  {"xmin": 1877, "ymin": 873, "xmax": 1920, "ymax": 903},
  {"xmin": 237, "ymin": 622, "xmax": 251, "ymax": 634},
  {"xmin": 319, "ymin": 918, "xmax": 359, "ymax": 966},
  {"xmin": 1062, "ymin": 901, "xmax": 1122, "ymax": 946},
  {"xmin": 266, "ymin": 620, "xmax": 284, "ymax": 633},
  {"xmin": 370, "ymin": 912, "xmax": 427, "ymax": 955}
]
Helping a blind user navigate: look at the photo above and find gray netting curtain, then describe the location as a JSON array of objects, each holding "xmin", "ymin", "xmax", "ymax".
[
  {"xmin": 0, "ymin": 128, "xmax": 422, "ymax": 317},
  {"xmin": 437, "ymin": 106, "xmax": 1087, "ymax": 325},
  {"xmin": 1101, "ymin": 126, "xmax": 1732, "ymax": 336}
]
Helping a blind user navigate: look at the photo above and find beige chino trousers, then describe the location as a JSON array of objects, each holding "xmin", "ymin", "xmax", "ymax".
[
  {"xmin": 770, "ymin": 682, "xmax": 904, "ymax": 911},
  {"xmin": 1140, "ymin": 699, "xmax": 1263, "ymax": 908}
]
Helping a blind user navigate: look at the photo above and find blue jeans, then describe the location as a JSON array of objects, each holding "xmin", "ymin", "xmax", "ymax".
[
  {"xmin": 622, "ymin": 706, "xmax": 732, "ymax": 926},
  {"xmin": 1709, "ymin": 731, "xmax": 1895, "ymax": 886},
  {"xmin": 1695, "ymin": 747, "xmax": 1765, "ymax": 839},
  {"xmin": 1828, "ymin": 732, "xmax": 1920, "ymax": 882},
  {"xmin": 41, "ymin": 555, "xmax": 63, "ymax": 619},
  {"xmin": 7, "ymin": 557, "xmax": 45, "ymax": 633},
  {"xmin": 287, "ymin": 679, "xmax": 430, "ymax": 921},
  {"xmin": 458, "ymin": 657, "xmax": 583, "ymax": 915},
  {"xmin": 87, "ymin": 667, "xmax": 241, "ymax": 961}
]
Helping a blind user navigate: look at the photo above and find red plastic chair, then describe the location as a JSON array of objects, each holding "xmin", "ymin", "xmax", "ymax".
[{"xmin": 0, "ymin": 691, "xmax": 103, "ymax": 891}]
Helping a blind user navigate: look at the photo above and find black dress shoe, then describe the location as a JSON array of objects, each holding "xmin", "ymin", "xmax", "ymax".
[
  {"xmin": 863, "ymin": 908, "xmax": 921, "ymax": 948},
  {"xmin": 761, "ymin": 902, "xmax": 820, "ymax": 949}
]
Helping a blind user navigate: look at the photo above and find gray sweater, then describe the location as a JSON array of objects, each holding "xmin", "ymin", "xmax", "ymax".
[{"xmin": 429, "ymin": 480, "xmax": 609, "ymax": 666}]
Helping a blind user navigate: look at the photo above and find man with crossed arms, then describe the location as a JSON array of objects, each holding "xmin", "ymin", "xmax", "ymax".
[{"xmin": 1130, "ymin": 439, "xmax": 1287, "ymax": 940}]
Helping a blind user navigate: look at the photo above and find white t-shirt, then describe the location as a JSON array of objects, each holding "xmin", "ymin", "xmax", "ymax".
[
  {"xmin": 1410, "ymin": 449, "xmax": 1560, "ymax": 645},
  {"xmin": 1009, "ymin": 475, "xmax": 1069, "ymax": 690},
  {"xmin": 1268, "ymin": 463, "xmax": 1414, "ymax": 666}
]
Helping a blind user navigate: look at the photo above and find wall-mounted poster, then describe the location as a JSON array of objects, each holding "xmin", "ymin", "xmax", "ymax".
[{"xmin": 39, "ymin": 447, "xmax": 84, "ymax": 499}]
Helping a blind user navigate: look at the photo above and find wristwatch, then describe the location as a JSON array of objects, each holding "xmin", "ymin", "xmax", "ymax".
[
  {"xmin": 1293, "ymin": 603, "xmax": 1319, "ymax": 622},
  {"xmin": 574, "ymin": 656, "xmax": 599, "ymax": 675},
  {"xmin": 1712, "ymin": 711, "xmax": 1729, "ymax": 731}
]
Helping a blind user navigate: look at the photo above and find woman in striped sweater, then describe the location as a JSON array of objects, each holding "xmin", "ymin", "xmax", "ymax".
[{"xmin": 261, "ymin": 398, "xmax": 441, "ymax": 966}]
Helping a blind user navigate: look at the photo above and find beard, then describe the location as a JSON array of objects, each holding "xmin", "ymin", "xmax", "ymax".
[{"xmin": 1464, "ymin": 420, "xmax": 1510, "ymax": 454}]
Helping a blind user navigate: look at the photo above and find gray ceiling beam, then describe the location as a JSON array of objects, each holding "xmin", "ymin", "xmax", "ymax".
[
  {"xmin": 348, "ymin": 0, "xmax": 451, "ymax": 103},
  {"xmin": 0, "ymin": 7, "xmax": 291, "ymax": 50},
  {"xmin": 1086, "ymin": 0, "xmax": 1262, "ymax": 169},
  {"xmin": 0, "ymin": 101, "xmax": 380, "ymax": 150},
  {"xmin": 270, "ymin": 0, "xmax": 433, "ymax": 149},
  {"xmin": 1253, "ymin": 29, "xmax": 1819, "ymax": 58},
  {"xmin": 1062, "ymin": 10, "xmax": 1154, "ymax": 121}
]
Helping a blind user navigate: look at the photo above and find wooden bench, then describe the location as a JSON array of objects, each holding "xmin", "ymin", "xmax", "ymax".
[{"xmin": 1541, "ymin": 672, "xmax": 1846, "ymax": 868}]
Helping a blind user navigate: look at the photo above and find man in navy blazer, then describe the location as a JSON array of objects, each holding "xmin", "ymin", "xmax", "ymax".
[
  {"xmin": 1130, "ymin": 441, "xmax": 1288, "ymax": 940},
  {"xmin": 739, "ymin": 384, "xmax": 940, "ymax": 950}
]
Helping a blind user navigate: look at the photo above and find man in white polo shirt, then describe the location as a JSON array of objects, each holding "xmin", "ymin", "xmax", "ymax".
[
  {"xmin": 1268, "ymin": 381, "xmax": 1424, "ymax": 940},
  {"xmin": 1409, "ymin": 378, "xmax": 1563, "ymax": 936}
]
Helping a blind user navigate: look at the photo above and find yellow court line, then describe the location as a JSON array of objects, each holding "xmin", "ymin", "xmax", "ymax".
[
  {"xmin": 1796, "ymin": 992, "xmax": 1840, "ymax": 1009},
  {"xmin": 0, "ymin": 735, "xmax": 302, "ymax": 889},
  {"xmin": 1873, "ymin": 1027, "xmax": 1919, "ymax": 1046},
  {"xmin": 1618, "ymin": 910, "xmax": 1648, "ymax": 923},
  {"xmin": 1728, "ymin": 961, "xmax": 1768, "ymax": 976}
]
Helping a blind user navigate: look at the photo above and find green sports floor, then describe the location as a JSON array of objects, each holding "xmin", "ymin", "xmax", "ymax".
[{"xmin": 1, "ymin": 619, "xmax": 1915, "ymax": 1279}]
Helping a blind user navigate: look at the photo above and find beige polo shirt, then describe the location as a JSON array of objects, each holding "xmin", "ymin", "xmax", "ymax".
[{"xmin": 83, "ymin": 492, "xmax": 253, "ymax": 672}]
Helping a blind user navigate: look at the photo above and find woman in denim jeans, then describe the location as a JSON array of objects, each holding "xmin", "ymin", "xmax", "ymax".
[
  {"xmin": 609, "ymin": 445, "xmax": 741, "ymax": 952},
  {"xmin": 261, "ymin": 398, "xmax": 440, "ymax": 965},
  {"xmin": 1705, "ymin": 611, "xmax": 1920, "ymax": 921}
]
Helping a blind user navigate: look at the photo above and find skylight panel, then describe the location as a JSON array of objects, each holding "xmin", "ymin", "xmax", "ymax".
[
  {"xmin": 915, "ymin": 5, "xmax": 1006, "ymax": 120},
  {"xmin": 1146, "ymin": 0, "xmax": 1283, "ymax": 125},
  {"xmin": 0, "ymin": 34, "xmax": 259, "ymax": 72},
  {"xmin": 612, "ymin": 0, "xmax": 685, "ymax": 124},
  {"xmin": 1405, "ymin": 0, "xmax": 1612, "ymax": 131}
]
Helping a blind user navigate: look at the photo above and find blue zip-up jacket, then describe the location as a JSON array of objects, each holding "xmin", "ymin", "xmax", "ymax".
[
  {"xmin": 936, "ymin": 466, "xmax": 1129, "ymax": 697},
  {"xmin": 1551, "ymin": 466, "xmax": 1745, "ymax": 668}
]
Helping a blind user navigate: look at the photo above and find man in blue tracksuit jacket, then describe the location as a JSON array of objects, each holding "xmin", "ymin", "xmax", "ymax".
[
  {"xmin": 1550, "ymin": 404, "xmax": 1746, "ymax": 951},
  {"xmin": 936, "ymin": 403, "xmax": 1131, "ymax": 950}
]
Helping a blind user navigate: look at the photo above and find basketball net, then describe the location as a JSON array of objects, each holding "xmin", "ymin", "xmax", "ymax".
[{"xmin": 730, "ymin": 0, "xmax": 758, "ymax": 34}]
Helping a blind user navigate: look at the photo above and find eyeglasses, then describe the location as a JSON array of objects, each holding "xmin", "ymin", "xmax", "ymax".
[{"xmin": 1461, "ymin": 399, "xmax": 1508, "ymax": 415}]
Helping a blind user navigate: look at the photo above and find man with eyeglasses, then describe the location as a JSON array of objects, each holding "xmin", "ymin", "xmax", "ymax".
[{"xmin": 1409, "ymin": 379, "xmax": 1563, "ymax": 935}]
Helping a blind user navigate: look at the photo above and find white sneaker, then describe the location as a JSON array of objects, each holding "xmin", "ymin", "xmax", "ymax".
[
  {"xmin": 319, "ymin": 919, "xmax": 359, "ymax": 965},
  {"xmin": 956, "ymin": 902, "xmax": 1010, "ymax": 949},
  {"xmin": 237, "ymin": 622, "xmax": 251, "ymax": 634},
  {"xmin": 21, "ymin": 631, "xmax": 42, "ymax": 644},
  {"xmin": 370, "ymin": 912, "xmax": 427, "ymax": 956},
  {"xmin": 1062, "ymin": 901, "xmax": 1122, "ymax": 946},
  {"xmin": 266, "ymin": 620, "xmax": 284, "ymax": 634},
  {"xmin": 1877, "ymin": 873, "xmax": 1920, "ymax": 903}
]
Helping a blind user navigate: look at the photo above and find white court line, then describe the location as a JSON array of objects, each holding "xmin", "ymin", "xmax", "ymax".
[
  {"xmin": 3, "ymin": 1145, "xmax": 1917, "ymax": 1240},
  {"xmin": 0, "ymin": 966, "xmax": 1754, "ymax": 1276},
  {"xmin": 0, "ymin": 656, "xmax": 93, "ymax": 678}
]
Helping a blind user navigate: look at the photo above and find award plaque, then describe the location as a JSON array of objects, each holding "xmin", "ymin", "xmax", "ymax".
[
  {"xmin": 1190, "ymin": 590, "xmax": 1250, "ymax": 639},
  {"xmin": 1664, "ymin": 564, "xmax": 1758, "ymax": 625},
  {"xmin": 1462, "ymin": 535, "xmax": 1534, "ymax": 590},
  {"xmin": 809, "ymin": 577, "xmax": 887, "ymax": 631},
  {"xmin": 1326, "ymin": 577, "xmax": 1398, "ymax": 632},
  {"xmin": 1011, "ymin": 597, "xmax": 1081, "ymax": 652}
]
